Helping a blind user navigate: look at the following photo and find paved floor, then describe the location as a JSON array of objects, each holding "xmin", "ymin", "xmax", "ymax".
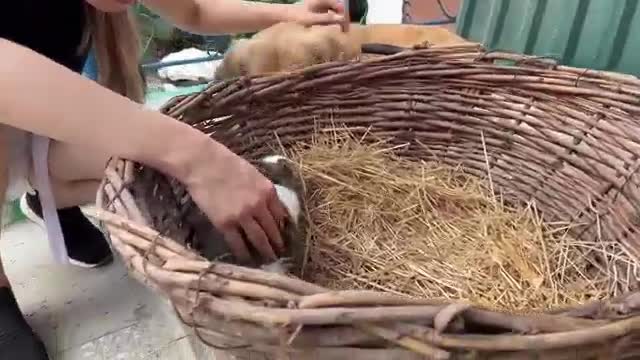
[{"xmin": 1, "ymin": 219, "xmax": 209, "ymax": 360}]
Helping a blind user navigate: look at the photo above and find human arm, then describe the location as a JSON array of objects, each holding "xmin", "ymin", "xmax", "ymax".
[
  {"xmin": 0, "ymin": 38, "xmax": 286, "ymax": 261},
  {"xmin": 141, "ymin": 0, "xmax": 345, "ymax": 35},
  {"xmin": 0, "ymin": 38, "xmax": 192, "ymax": 176}
]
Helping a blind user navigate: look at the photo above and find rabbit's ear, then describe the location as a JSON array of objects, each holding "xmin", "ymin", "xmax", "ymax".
[{"xmin": 258, "ymin": 155, "xmax": 294, "ymax": 182}]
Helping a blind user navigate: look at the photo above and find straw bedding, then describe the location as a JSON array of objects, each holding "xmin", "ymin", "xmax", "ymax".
[{"xmin": 283, "ymin": 129, "xmax": 639, "ymax": 313}]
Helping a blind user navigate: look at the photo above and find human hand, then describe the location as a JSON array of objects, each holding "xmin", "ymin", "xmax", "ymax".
[
  {"xmin": 291, "ymin": 0, "xmax": 347, "ymax": 28},
  {"xmin": 182, "ymin": 137, "xmax": 289, "ymax": 263}
]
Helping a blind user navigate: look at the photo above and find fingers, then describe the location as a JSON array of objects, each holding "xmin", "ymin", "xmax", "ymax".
[
  {"xmin": 304, "ymin": 0, "xmax": 346, "ymax": 26},
  {"xmin": 254, "ymin": 207, "xmax": 284, "ymax": 255},
  {"xmin": 240, "ymin": 217, "xmax": 277, "ymax": 261},
  {"xmin": 308, "ymin": 12, "xmax": 345, "ymax": 26},
  {"xmin": 222, "ymin": 207, "xmax": 283, "ymax": 264},
  {"xmin": 339, "ymin": 0, "xmax": 350, "ymax": 32},
  {"xmin": 310, "ymin": 0, "xmax": 344, "ymax": 13},
  {"xmin": 267, "ymin": 187, "xmax": 290, "ymax": 232},
  {"xmin": 269, "ymin": 192, "xmax": 290, "ymax": 227},
  {"xmin": 334, "ymin": 0, "xmax": 346, "ymax": 15},
  {"xmin": 337, "ymin": 0, "xmax": 350, "ymax": 30},
  {"xmin": 222, "ymin": 227, "xmax": 252, "ymax": 263},
  {"xmin": 341, "ymin": 17, "xmax": 350, "ymax": 33},
  {"xmin": 249, "ymin": 186, "xmax": 288, "ymax": 259}
]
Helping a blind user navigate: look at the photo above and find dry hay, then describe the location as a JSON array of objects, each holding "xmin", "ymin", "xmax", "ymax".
[{"xmin": 284, "ymin": 130, "xmax": 640, "ymax": 313}]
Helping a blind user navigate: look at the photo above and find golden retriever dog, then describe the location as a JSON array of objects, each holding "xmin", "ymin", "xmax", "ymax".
[{"xmin": 214, "ymin": 22, "xmax": 470, "ymax": 80}]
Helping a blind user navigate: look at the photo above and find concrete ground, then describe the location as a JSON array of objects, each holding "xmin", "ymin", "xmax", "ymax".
[{"xmin": 1, "ymin": 218, "xmax": 208, "ymax": 360}]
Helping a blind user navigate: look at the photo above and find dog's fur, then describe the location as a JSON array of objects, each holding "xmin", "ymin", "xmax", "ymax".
[
  {"xmin": 352, "ymin": 24, "xmax": 469, "ymax": 48},
  {"xmin": 214, "ymin": 23, "xmax": 470, "ymax": 80},
  {"xmin": 215, "ymin": 22, "xmax": 360, "ymax": 80}
]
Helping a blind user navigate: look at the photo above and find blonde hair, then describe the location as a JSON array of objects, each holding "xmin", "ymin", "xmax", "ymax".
[{"xmin": 82, "ymin": 5, "xmax": 145, "ymax": 103}]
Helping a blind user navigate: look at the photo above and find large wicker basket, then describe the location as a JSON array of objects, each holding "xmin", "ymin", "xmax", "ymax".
[{"xmin": 96, "ymin": 44, "xmax": 640, "ymax": 359}]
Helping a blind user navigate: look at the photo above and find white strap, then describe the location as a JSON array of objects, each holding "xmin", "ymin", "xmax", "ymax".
[{"xmin": 31, "ymin": 135, "xmax": 69, "ymax": 264}]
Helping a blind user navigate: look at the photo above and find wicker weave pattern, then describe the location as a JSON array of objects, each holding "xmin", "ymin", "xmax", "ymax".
[{"xmin": 97, "ymin": 44, "xmax": 640, "ymax": 359}]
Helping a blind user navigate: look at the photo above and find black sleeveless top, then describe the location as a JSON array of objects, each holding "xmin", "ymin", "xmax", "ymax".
[{"xmin": 1, "ymin": 0, "xmax": 88, "ymax": 73}]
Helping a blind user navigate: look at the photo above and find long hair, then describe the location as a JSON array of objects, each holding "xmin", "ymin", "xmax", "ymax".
[{"xmin": 81, "ymin": 5, "xmax": 145, "ymax": 103}]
